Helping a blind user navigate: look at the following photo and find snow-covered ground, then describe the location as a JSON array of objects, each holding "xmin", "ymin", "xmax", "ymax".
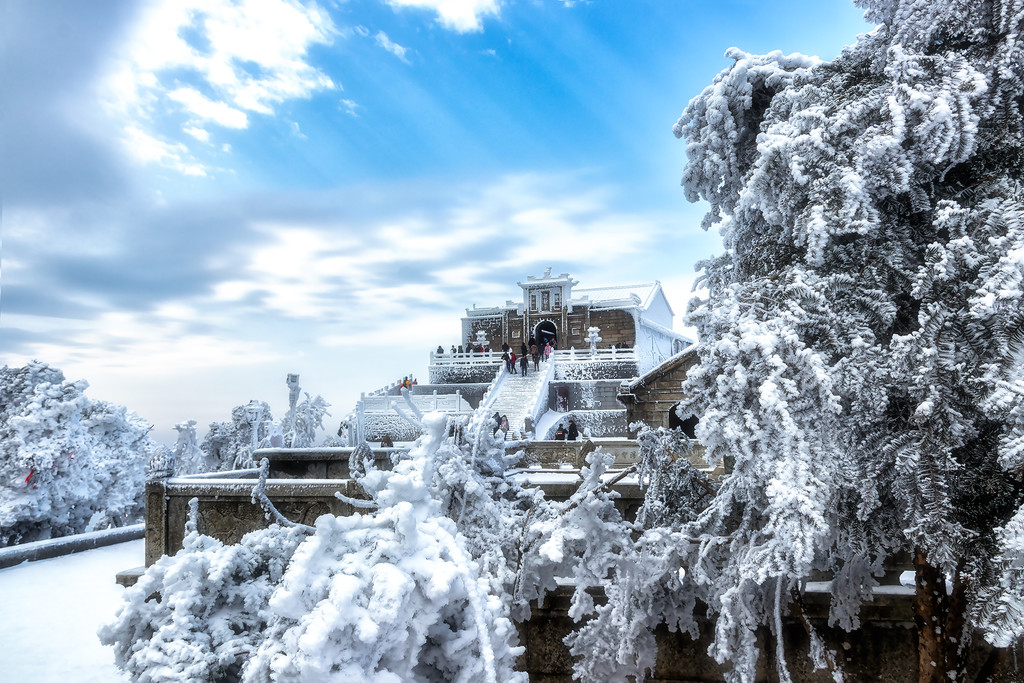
[{"xmin": 0, "ymin": 540, "xmax": 141, "ymax": 682}]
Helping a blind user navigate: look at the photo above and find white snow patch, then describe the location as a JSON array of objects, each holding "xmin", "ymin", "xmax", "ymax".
[{"xmin": 0, "ymin": 540, "xmax": 141, "ymax": 681}]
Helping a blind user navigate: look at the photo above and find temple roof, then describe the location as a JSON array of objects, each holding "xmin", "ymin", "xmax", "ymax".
[{"xmin": 571, "ymin": 282, "xmax": 662, "ymax": 309}]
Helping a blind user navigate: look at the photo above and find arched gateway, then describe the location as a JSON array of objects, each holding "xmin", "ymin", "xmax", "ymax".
[{"xmin": 534, "ymin": 321, "xmax": 557, "ymax": 347}]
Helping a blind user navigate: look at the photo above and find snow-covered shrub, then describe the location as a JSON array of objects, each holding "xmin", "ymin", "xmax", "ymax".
[
  {"xmin": 0, "ymin": 361, "xmax": 153, "ymax": 546},
  {"xmin": 105, "ymin": 408, "xmax": 532, "ymax": 681},
  {"xmin": 243, "ymin": 411, "xmax": 525, "ymax": 682},
  {"xmin": 512, "ymin": 446, "xmax": 633, "ymax": 623},
  {"xmin": 632, "ymin": 424, "xmax": 716, "ymax": 530},
  {"xmin": 98, "ymin": 505, "xmax": 307, "ymax": 682}
]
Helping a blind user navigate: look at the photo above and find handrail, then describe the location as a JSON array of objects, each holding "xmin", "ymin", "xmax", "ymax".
[
  {"xmin": 526, "ymin": 356, "xmax": 557, "ymax": 437},
  {"xmin": 476, "ymin": 362, "xmax": 508, "ymax": 416},
  {"xmin": 428, "ymin": 350, "xmax": 506, "ymax": 366},
  {"xmin": 552, "ymin": 347, "xmax": 637, "ymax": 361},
  {"xmin": 429, "ymin": 348, "xmax": 637, "ymax": 366},
  {"xmin": 360, "ymin": 390, "xmax": 471, "ymax": 413}
]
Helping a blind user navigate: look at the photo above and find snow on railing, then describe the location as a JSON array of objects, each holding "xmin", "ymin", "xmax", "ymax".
[
  {"xmin": 476, "ymin": 363, "xmax": 508, "ymax": 416},
  {"xmin": 365, "ymin": 377, "xmax": 418, "ymax": 396},
  {"xmin": 552, "ymin": 347, "xmax": 637, "ymax": 362},
  {"xmin": 526, "ymin": 357, "xmax": 557, "ymax": 438},
  {"xmin": 360, "ymin": 390, "xmax": 472, "ymax": 414},
  {"xmin": 428, "ymin": 350, "xmax": 504, "ymax": 366}
]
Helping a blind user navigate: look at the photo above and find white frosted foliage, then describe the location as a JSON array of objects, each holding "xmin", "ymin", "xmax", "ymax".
[{"xmin": 0, "ymin": 361, "xmax": 153, "ymax": 546}]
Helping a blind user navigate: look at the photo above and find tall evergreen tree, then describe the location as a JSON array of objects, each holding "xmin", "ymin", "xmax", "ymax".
[{"xmin": 658, "ymin": 0, "xmax": 1024, "ymax": 679}]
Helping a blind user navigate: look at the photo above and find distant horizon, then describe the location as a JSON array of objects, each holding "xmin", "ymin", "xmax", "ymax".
[{"xmin": 3, "ymin": 0, "xmax": 871, "ymax": 445}]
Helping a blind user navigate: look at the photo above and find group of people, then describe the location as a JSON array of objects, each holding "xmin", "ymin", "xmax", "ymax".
[
  {"xmin": 553, "ymin": 419, "xmax": 580, "ymax": 441},
  {"xmin": 498, "ymin": 337, "xmax": 556, "ymax": 375},
  {"xmin": 435, "ymin": 337, "xmax": 559, "ymax": 362},
  {"xmin": 398, "ymin": 376, "xmax": 418, "ymax": 389},
  {"xmin": 491, "ymin": 411, "xmax": 510, "ymax": 436}
]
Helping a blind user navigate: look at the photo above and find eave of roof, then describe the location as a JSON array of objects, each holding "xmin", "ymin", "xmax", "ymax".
[{"xmin": 622, "ymin": 343, "xmax": 699, "ymax": 392}]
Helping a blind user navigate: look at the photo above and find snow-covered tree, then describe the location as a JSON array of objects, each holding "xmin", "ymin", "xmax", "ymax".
[
  {"xmin": 172, "ymin": 420, "xmax": 208, "ymax": 475},
  {"xmin": 200, "ymin": 401, "xmax": 274, "ymax": 471},
  {"xmin": 286, "ymin": 392, "xmax": 331, "ymax": 448},
  {"xmin": 578, "ymin": 1, "xmax": 1024, "ymax": 680},
  {"xmin": 0, "ymin": 361, "xmax": 154, "ymax": 546}
]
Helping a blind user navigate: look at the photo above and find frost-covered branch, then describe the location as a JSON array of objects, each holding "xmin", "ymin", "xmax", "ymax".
[{"xmin": 250, "ymin": 458, "xmax": 315, "ymax": 533}]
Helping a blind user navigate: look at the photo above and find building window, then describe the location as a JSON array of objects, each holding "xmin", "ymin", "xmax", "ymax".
[
  {"xmin": 571, "ymin": 327, "xmax": 580, "ymax": 336},
  {"xmin": 542, "ymin": 291, "xmax": 550, "ymax": 310},
  {"xmin": 530, "ymin": 294, "xmax": 537, "ymax": 311},
  {"xmin": 512, "ymin": 330, "xmax": 521, "ymax": 338},
  {"xmin": 553, "ymin": 292, "xmax": 561, "ymax": 310}
]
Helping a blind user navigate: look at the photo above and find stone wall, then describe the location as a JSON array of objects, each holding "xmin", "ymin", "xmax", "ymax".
[
  {"xmin": 623, "ymin": 353, "xmax": 698, "ymax": 430},
  {"xmin": 428, "ymin": 362, "xmax": 501, "ymax": 384},
  {"xmin": 554, "ymin": 359, "xmax": 639, "ymax": 381},
  {"xmin": 547, "ymin": 380, "xmax": 623, "ymax": 412},
  {"xmin": 363, "ymin": 412, "xmax": 423, "ymax": 442},
  {"xmin": 465, "ymin": 316, "xmax": 504, "ymax": 349},
  {"xmin": 466, "ymin": 306, "xmax": 638, "ymax": 352},
  {"xmin": 144, "ymin": 475, "xmax": 371, "ymax": 566},
  {"xmin": 589, "ymin": 308, "xmax": 636, "ymax": 347},
  {"xmin": 518, "ymin": 585, "xmax": 1015, "ymax": 682},
  {"xmin": 541, "ymin": 410, "xmax": 628, "ymax": 438}
]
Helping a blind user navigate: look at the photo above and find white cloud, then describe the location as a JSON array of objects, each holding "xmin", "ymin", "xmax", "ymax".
[
  {"xmin": 103, "ymin": 0, "xmax": 337, "ymax": 173},
  {"xmin": 169, "ymin": 87, "xmax": 249, "ymax": 129},
  {"xmin": 122, "ymin": 124, "xmax": 208, "ymax": 176},
  {"xmin": 384, "ymin": 0, "xmax": 501, "ymax": 32},
  {"xmin": 340, "ymin": 98, "xmax": 360, "ymax": 116},
  {"xmin": 375, "ymin": 31, "xmax": 411, "ymax": 63},
  {"xmin": 183, "ymin": 126, "xmax": 211, "ymax": 142}
]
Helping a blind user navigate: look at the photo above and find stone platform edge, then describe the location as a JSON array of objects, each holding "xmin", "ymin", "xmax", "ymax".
[{"xmin": 0, "ymin": 523, "xmax": 145, "ymax": 570}]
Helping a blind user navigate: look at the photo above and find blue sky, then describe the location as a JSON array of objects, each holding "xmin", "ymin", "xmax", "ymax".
[{"xmin": 3, "ymin": 0, "xmax": 870, "ymax": 444}]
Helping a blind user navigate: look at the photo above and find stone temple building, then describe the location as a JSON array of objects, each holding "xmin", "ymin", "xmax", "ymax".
[{"xmin": 461, "ymin": 268, "xmax": 690, "ymax": 372}]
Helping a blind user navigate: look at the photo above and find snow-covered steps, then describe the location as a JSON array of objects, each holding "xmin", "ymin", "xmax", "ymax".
[{"xmin": 485, "ymin": 366, "xmax": 550, "ymax": 438}]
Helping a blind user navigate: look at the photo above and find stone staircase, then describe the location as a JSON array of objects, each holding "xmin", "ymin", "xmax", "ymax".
[{"xmin": 486, "ymin": 365, "xmax": 550, "ymax": 438}]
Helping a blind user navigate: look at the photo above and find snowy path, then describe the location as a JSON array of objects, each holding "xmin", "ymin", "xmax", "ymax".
[
  {"xmin": 487, "ymin": 364, "xmax": 550, "ymax": 437},
  {"xmin": 0, "ymin": 539, "xmax": 140, "ymax": 682}
]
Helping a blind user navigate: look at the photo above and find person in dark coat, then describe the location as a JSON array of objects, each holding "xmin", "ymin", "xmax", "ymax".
[
  {"xmin": 492, "ymin": 411, "xmax": 502, "ymax": 435},
  {"xmin": 567, "ymin": 419, "xmax": 579, "ymax": 441},
  {"xmin": 554, "ymin": 424, "xmax": 567, "ymax": 440},
  {"xmin": 519, "ymin": 353, "xmax": 529, "ymax": 376}
]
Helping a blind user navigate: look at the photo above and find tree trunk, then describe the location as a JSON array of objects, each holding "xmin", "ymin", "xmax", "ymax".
[{"xmin": 913, "ymin": 549, "xmax": 967, "ymax": 682}]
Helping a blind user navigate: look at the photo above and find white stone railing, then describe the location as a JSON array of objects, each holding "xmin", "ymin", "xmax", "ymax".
[
  {"xmin": 364, "ymin": 378, "xmax": 418, "ymax": 396},
  {"xmin": 429, "ymin": 348, "xmax": 636, "ymax": 366},
  {"xmin": 359, "ymin": 390, "xmax": 472, "ymax": 414},
  {"xmin": 526, "ymin": 357, "xmax": 557, "ymax": 436},
  {"xmin": 429, "ymin": 350, "xmax": 504, "ymax": 366},
  {"xmin": 476, "ymin": 363, "xmax": 508, "ymax": 415},
  {"xmin": 552, "ymin": 347, "xmax": 637, "ymax": 361}
]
